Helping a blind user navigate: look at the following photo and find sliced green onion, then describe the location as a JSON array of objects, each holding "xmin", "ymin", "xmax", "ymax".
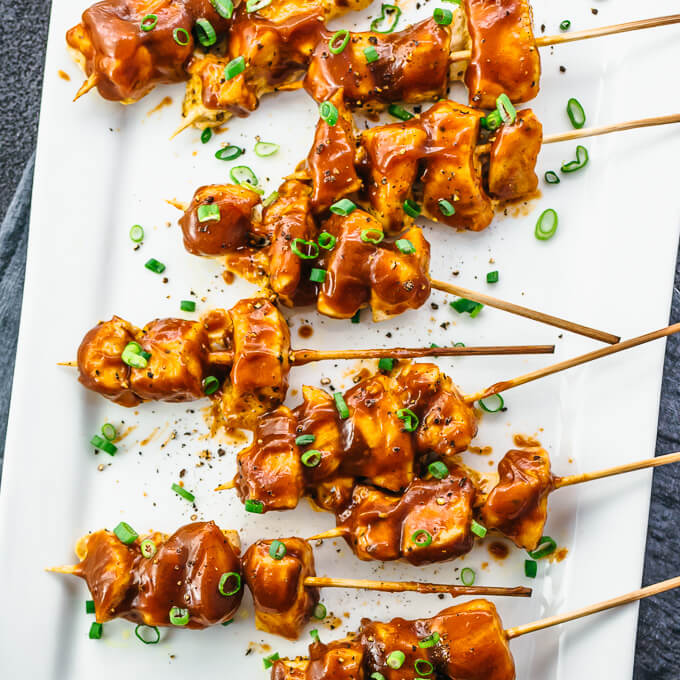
[
  {"xmin": 313, "ymin": 603, "xmax": 327, "ymax": 619},
  {"xmin": 295, "ymin": 434, "xmax": 315, "ymax": 446},
  {"xmin": 247, "ymin": 0, "xmax": 271, "ymax": 10},
  {"xmin": 388, "ymin": 103, "xmax": 413, "ymax": 121},
  {"xmin": 415, "ymin": 659, "xmax": 434, "ymax": 676},
  {"xmin": 222, "ymin": 619, "xmax": 234, "ymax": 626},
  {"xmin": 263, "ymin": 653, "xmax": 280, "ymax": 669},
  {"xmin": 329, "ymin": 30, "xmax": 350, "ymax": 54},
  {"xmin": 410, "ymin": 529, "xmax": 432, "ymax": 547},
  {"xmin": 544, "ymin": 171, "xmax": 560, "ymax": 184},
  {"xmin": 140, "ymin": 14, "xmax": 158, "ymax": 31},
  {"xmin": 263, "ymin": 191, "xmax": 279, "ymax": 207},
  {"xmin": 309, "ymin": 268, "xmax": 327, "ymax": 283},
  {"xmin": 350, "ymin": 310, "xmax": 361, "ymax": 324},
  {"xmin": 333, "ymin": 392, "xmax": 349, "ymax": 419},
  {"xmin": 363, "ymin": 46, "xmax": 379, "ymax": 64},
  {"xmin": 254, "ymin": 141, "xmax": 279, "ymax": 157},
  {"xmin": 454, "ymin": 342, "xmax": 466, "ymax": 347},
  {"xmin": 215, "ymin": 145, "xmax": 244, "ymax": 161},
  {"xmin": 403, "ymin": 199, "xmax": 420, "ymax": 217},
  {"xmin": 561, "ymin": 145, "xmax": 589, "ymax": 173},
  {"xmin": 378, "ymin": 357, "xmax": 394, "ymax": 372},
  {"xmin": 397, "ymin": 408, "xmax": 419, "ymax": 432},
  {"xmin": 224, "ymin": 56, "xmax": 246, "ymax": 80},
  {"xmin": 560, "ymin": 19, "xmax": 571, "ymax": 31},
  {"xmin": 129, "ymin": 224, "xmax": 144, "ymax": 242},
  {"xmin": 169, "ymin": 606, "xmax": 190, "ymax": 626},
  {"xmin": 140, "ymin": 539, "xmax": 157, "ymax": 559},
  {"xmin": 535, "ymin": 208, "xmax": 558, "ymax": 240},
  {"xmin": 438, "ymin": 199, "xmax": 455, "ymax": 216},
  {"xmin": 330, "ymin": 198, "xmax": 357, "ymax": 216},
  {"xmin": 245, "ymin": 499, "xmax": 264, "ymax": 514},
  {"xmin": 197, "ymin": 203, "xmax": 221, "ymax": 222},
  {"xmin": 203, "ymin": 375, "xmax": 220, "ymax": 395},
  {"xmin": 90, "ymin": 434, "xmax": 117, "ymax": 455},
  {"xmin": 291, "ymin": 238, "xmax": 319, "ymax": 259},
  {"xmin": 113, "ymin": 521, "xmax": 138, "ymax": 545},
  {"xmin": 428, "ymin": 460, "xmax": 449, "ymax": 479},
  {"xmin": 201, "ymin": 127, "xmax": 212, "ymax": 144},
  {"xmin": 371, "ymin": 675, "xmax": 386, "ymax": 680},
  {"xmin": 211, "ymin": 0, "xmax": 234, "ymax": 19},
  {"xmin": 486, "ymin": 270, "xmax": 499, "ymax": 284},
  {"xmin": 450, "ymin": 298, "xmax": 483, "ymax": 317},
  {"xmin": 195, "ymin": 18, "xmax": 217, "ymax": 47},
  {"xmin": 386, "ymin": 651, "xmax": 406, "ymax": 669},
  {"xmin": 433, "ymin": 8, "xmax": 453, "ymax": 25},
  {"xmin": 101, "ymin": 423, "xmax": 117, "ymax": 441},
  {"xmin": 301, "ymin": 450, "xmax": 323, "ymax": 467},
  {"xmin": 180, "ymin": 300, "xmax": 196, "ymax": 312},
  {"xmin": 269, "ymin": 540, "xmax": 287, "ymax": 560},
  {"xmin": 566, "ymin": 97, "xmax": 586, "ymax": 129},
  {"xmin": 89, "ymin": 622, "xmax": 103, "ymax": 639},
  {"xmin": 86, "ymin": 599, "xmax": 95, "ymax": 614},
  {"xmin": 480, "ymin": 110, "xmax": 501, "ymax": 131},
  {"xmin": 496, "ymin": 93, "xmax": 517, "ymax": 125},
  {"xmin": 319, "ymin": 101, "xmax": 339, "ymax": 126},
  {"xmin": 135, "ymin": 624, "xmax": 160, "ymax": 644},
  {"xmin": 360, "ymin": 228, "xmax": 384, "ymax": 244},
  {"xmin": 173, "ymin": 27, "xmax": 191, "ymax": 46},
  {"xmin": 528, "ymin": 535, "xmax": 557, "ymax": 559},
  {"xmin": 310, "ymin": 629, "xmax": 321, "ymax": 643},
  {"xmin": 461, "ymin": 567, "xmax": 476, "ymax": 586},
  {"xmin": 525, "ymin": 559, "xmax": 537, "ymax": 578},
  {"xmin": 318, "ymin": 231, "xmax": 336, "ymax": 250},
  {"xmin": 370, "ymin": 4, "xmax": 401, "ymax": 33},
  {"xmin": 395, "ymin": 238, "xmax": 415, "ymax": 254},
  {"xmin": 479, "ymin": 393, "xmax": 504, "ymax": 413},
  {"xmin": 418, "ymin": 632, "xmax": 440, "ymax": 648},
  {"xmin": 471, "ymin": 520, "xmax": 487, "ymax": 538},
  {"xmin": 230, "ymin": 165, "xmax": 262, "ymax": 193},
  {"xmin": 219, "ymin": 571, "xmax": 242, "ymax": 596},
  {"xmin": 144, "ymin": 258, "xmax": 165, "ymax": 274},
  {"xmin": 171, "ymin": 482, "xmax": 195, "ymax": 503}
]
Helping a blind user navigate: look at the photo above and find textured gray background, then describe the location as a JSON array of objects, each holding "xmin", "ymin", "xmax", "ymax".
[{"xmin": 0, "ymin": 4, "xmax": 678, "ymax": 677}]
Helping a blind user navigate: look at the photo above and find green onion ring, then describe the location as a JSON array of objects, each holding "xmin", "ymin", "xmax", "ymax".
[
  {"xmin": 496, "ymin": 93, "xmax": 517, "ymax": 125},
  {"xmin": 318, "ymin": 231, "xmax": 336, "ymax": 250},
  {"xmin": 215, "ymin": 145, "xmax": 244, "ymax": 161},
  {"xmin": 230, "ymin": 165, "xmax": 263, "ymax": 193},
  {"xmin": 460, "ymin": 567, "xmax": 476, "ymax": 586},
  {"xmin": 360, "ymin": 228, "xmax": 384, "ymax": 244},
  {"xmin": 418, "ymin": 632, "xmax": 440, "ymax": 648},
  {"xmin": 246, "ymin": 0, "xmax": 272, "ymax": 11},
  {"xmin": 211, "ymin": 0, "xmax": 234, "ymax": 19},
  {"xmin": 410, "ymin": 529, "xmax": 432, "ymax": 547},
  {"xmin": 478, "ymin": 393, "xmax": 504, "ymax": 413},
  {"xmin": 560, "ymin": 145, "xmax": 589, "ymax": 173},
  {"xmin": 291, "ymin": 238, "xmax": 319, "ymax": 259},
  {"xmin": 397, "ymin": 408, "xmax": 419, "ymax": 432},
  {"xmin": 195, "ymin": 18, "xmax": 217, "ymax": 47},
  {"xmin": 140, "ymin": 14, "xmax": 158, "ymax": 31},
  {"xmin": 269, "ymin": 540, "xmax": 287, "ymax": 560},
  {"xmin": 386, "ymin": 651, "xmax": 406, "ymax": 669},
  {"xmin": 135, "ymin": 624, "xmax": 160, "ymax": 644},
  {"xmin": 313, "ymin": 603, "xmax": 327, "ymax": 619},
  {"xmin": 301, "ymin": 450, "xmax": 323, "ymax": 467},
  {"xmin": 101, "ymin": 423, "xmax": 116, "ymax": 441},
  {"xmin": 528, "ymin": 535, "xmax": 557, "ymax": 559},
  {"xmin": 544, "ymin": 170, "xmax": 560, "ymax": 184},
  {"xmin": 173, "ymin": 27, "xmax": 191, "ymax": 46},
  {"xmin": 169, "ymin": 606, "xmax": 190, "ymax": 626},
  {"xmin": 470, "ymin": 520, "xmax": 487, "ymax": 538},
  {"xmin": 415, "ymin": 659, "xmax": 434, "ymax": 676},
  {"xmin": 328, "ymin": 30, "xmax": 350, "ymax": 55},
  {"xmin": 129, "ymin": 224, "xmax": 144, "ymax": 242},
  {"xmin": 219, "ymin": 571, "xmax": 242, "ymax": 596},
  {"xmin": 433, "ymin": 8, "xmax": 453, "ymax": 25},
  {"xmin": 535, "ymin": 208, "xmax": 558, "ymax": 241},
  {"xmin": 370, "ymin": 4, "xmax": 401, "ymax": 33},
  {"xmin": 254, "ymin": 141, "xmax": 279, "ymax": 157},
  {"xmin": 566, "ymin": 97, "xmax": 586, "ymax": 129},
  {"xmin": 319, "ymin": 101, "xmax": 339, "ymax": 126},
  {"xmin": 140, "ymin": 539, "xmax": 157, "ymax": 559}
]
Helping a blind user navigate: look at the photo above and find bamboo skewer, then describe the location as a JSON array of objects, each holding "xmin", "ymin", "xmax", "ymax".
[
  {"xmin": 304, "ymin": 576, "xmax": 530, "ymax": 598},
  {"xmin": 464, "ymin": 322, "xmax": 680, "ymax": 404},
  {"xmin": 431, "ymin": 280, "xmax": 619, "ymax": 344},
  {"xmin": 73, "ymin": 73, "xmax": 98, "ymax": 101},
  {"xmin": 449, "ymin": 14, "xmax": 680, "ymax": 62},
  {"xmin": 505, "ymin": 575, "xmax": 680, "ymax": 639}
]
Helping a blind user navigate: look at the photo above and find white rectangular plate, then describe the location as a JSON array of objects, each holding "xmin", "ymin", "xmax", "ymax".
[{"xmin": 1, "ymin": 0, "xmax": 679, "ymax": 677}]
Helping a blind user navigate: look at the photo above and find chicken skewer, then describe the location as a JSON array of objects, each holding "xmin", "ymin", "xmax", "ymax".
[
  {"xmin": 47, "ymin": 522, "xmax": 530, "ymax": 641},
  {"xmin": 69, "ymin": 296, "xmax": 552, "ymax": 430},
  {"xmin": 270, "ymin": 576, "xmax": 680, "ymax": 680}
]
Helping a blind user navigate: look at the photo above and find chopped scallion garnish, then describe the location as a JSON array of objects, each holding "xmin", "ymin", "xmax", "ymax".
[{"xmin": 171, "ymin": 482, "xmax": 195, "ymax": 503}]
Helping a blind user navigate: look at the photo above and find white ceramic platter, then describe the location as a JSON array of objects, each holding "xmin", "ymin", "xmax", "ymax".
[{"xmin": 1, "ymin": 0, "xmax": 679, "ymax": 677}]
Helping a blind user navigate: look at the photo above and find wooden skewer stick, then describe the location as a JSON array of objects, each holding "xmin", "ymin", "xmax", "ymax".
[
  {"xmin": 304, "ymin": 576, "xmax": 531, "ymax": 598},
  {"xmin": 309, "ymin": 528, "xmax": 346, "ymax": 541},
  {"xmin": 505, "ymin": 575, "xmax": 680, "ymax": 639},
  {"xmin": 554, "ymin": 450, "xmax": 680, "ymax": 489},
  {"xmin": 450, "ymin": 14, "xmax": 680, "ymax": 62},
  {"xmin": 215, "ymin": 480, "xmax": 235, "ymax": 491},
  {"xmin": 464, "ymin": 322, "xmax": 680, "ymax": 404},
  {"xmin": 431, "ymin": 280, "xmax": 619, "ymax": 345},
  {"xmin": 73, "ymin": 73, "xmax": 98, "ymax": 102},
  {"xmin": 170, "ymin": 111, "xmax": 206, "ymax": 140}
]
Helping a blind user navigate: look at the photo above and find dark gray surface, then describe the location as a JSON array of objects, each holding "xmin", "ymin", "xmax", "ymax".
[{"xmin": 0, "ymin": 4, "xmax": 677, "ymax": 677}]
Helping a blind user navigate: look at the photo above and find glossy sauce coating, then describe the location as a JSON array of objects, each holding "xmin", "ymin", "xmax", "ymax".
[
  {"xmin": 480, "ymin": 447, "xmax": 553, "ymax": 551},
  {"xmin": 487, "ymin": 109, "xmax": 542, "ymax": 200},
  {"xmin": 72, "ymin": 522, "xmax": 243, "ymax": 628},
  {"xmin": 243, "ymin": 537, "xmax": 319, "ymax": 639},
  {"xmin": 464, "ymin": 0, "xmax": 540, "ymax": 109}
]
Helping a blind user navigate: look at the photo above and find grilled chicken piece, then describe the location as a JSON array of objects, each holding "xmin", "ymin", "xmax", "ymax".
[
  {"xmin": 67, "ymin": 522, "xmax": 243, "ymax": 628},
  {"xmin": 77, "ymin": 316, "xmax": 141, "ymax": 406},
  {"xmin": 464, "ymin": 0, "xmax": 540, "ymax": 109},
  {"xmin": 420, "ymin": 100, "xmax": 494, "ymax": 231},
  {"xmin": 243, "ymin": 537, "xmax": 319, "ymax": 639},
  {"xmin": 234, "ymin": 406, "xmax": 304, "ymax": 511},
  {"xmin": 66, "ymin": 0, "xmax": 230, "ymax": 103},
  {"xmin": 480, "ymin": 447, "xmax": 553, "ymax": 551},
  {"xmin": 304, "ymin": 18, "xmax": 454, "ymax": 114},
  {"xmin": 487, "ymin": 108, "xmax": 542, "ymax": 200}
]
